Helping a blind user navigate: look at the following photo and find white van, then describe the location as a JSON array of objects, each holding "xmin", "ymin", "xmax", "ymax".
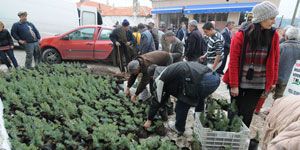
[{"xmin": 0, "ymin": 0, "xmax": 101, "ymax": 38}]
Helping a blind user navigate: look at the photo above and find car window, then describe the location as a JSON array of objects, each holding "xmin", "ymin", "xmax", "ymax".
[
  {"xmin": 68, "ymin": 28, "xmax": 95, "ymax": 40},
  {"xmin": 98, "ymin": 29, "xmax": 112, "ymax": 40}
]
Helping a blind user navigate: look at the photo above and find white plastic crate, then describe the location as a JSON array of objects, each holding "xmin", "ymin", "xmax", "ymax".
[{"xmin": 194, "ymin": 113, "xmax": 250, "ymax": 150}]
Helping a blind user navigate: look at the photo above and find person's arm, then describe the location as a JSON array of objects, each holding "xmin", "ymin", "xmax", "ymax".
[
  {"xmin": 10, "ymin": 23, "xmax": 20, "ymax": 41},
  {"xmin": 228, "ymin": 32, "xmax": 244, "ymax": 88},
  {"xmin": 7, "ymin": 30, "xmax": 14, "ymax": 46},
  {"xmin": 127, "ymin": 73, "xmax": 138, "ymax": 89},
  {"xmin": 135, "ymin": 73, "xmax": 150, "ymax": 96},
  {"xmin": 31, "ymin": 23, "xmax": 41, "ymax": 40},
  {"xmin": 109, "ymin": 29, "xmax": 118, "ymax": 44},
  {"xmin": 272, "ymin": 32, "xmax": 280, "ymax": 88}
]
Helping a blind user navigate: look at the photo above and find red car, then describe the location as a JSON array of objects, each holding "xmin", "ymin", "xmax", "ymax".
[{"xmin": 40, "ymin": 25, "xmax": 114, "ymax": 64}]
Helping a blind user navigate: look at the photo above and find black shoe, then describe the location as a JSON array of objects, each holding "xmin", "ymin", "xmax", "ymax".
[{"xmin": 159, "ymin": 109, "xmax": 168, "ymax": 121}]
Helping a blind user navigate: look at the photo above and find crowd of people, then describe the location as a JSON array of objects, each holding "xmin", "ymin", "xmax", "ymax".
[{"xmin": 110, "ymin": 1, "xmax": 300, "ymax": 136}]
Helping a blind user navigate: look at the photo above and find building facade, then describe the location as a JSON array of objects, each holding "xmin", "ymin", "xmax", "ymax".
[{"xmin": 151, "ymin": 0, "xmax": 281, "ymax": 30}]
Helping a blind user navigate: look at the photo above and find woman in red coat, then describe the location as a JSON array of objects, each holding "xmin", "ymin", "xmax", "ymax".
[{"xmin": 223, "ymin": 1, "xmax": 280, "ymax": 127}]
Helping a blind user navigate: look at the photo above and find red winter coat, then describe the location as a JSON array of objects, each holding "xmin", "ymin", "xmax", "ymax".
[{"xmin": 223, "ymin": 30, "xmax": 280, "ymax": 93}]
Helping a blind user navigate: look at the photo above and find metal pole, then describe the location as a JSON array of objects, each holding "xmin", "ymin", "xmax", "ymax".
[{"xmin": 291, "ymin": 0, "xmax": 300, "ymax": 25}]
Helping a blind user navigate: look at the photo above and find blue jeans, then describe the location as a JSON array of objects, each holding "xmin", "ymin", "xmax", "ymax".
[
  {"xmin": 23, "ymin": 42, "xmax": 41, "ymax": 68},
  {"xmin": 175, "ymin": 72, "xmax": 220, "ymax": 132},
  {"xmin": 0, "ymin": 49, "xmax": 19, "ymax": 68}
]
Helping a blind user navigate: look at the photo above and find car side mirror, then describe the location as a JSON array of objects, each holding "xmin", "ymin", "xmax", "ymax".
[{"xmin": 61, "ymin": 36, "xmax": 69, "ymax": 40}]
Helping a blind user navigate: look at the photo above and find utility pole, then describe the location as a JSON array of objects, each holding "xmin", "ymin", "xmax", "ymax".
[
  {"xmin": 133, "ymin": 0, "xmax": 139, "ymax": 24},
  {"xmin": 291, "ymin": 0, "xmax": 300, "ymax": 25}
]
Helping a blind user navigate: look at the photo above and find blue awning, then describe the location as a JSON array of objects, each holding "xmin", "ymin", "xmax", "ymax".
[
  {"xmin": 151, "ymin": 6, "xmax": 183, "ymax": 14},
  {"xmin": 184, "ymin": 2, "xmax": 258, "ymax": 14}
]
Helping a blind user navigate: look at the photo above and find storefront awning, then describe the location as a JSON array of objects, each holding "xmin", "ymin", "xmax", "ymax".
[
  {"xmin": 184, "ymin": 2, "xmax": 258, "ymax": 14},
  {"xmin": 151, "ymin": 6, "xmax": 183, "ymax": 14}
]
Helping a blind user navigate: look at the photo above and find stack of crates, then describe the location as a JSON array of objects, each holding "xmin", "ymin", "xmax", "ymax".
[{"xmin": 194, "ymin": 113, "xmax": 250, "ymax": 150}]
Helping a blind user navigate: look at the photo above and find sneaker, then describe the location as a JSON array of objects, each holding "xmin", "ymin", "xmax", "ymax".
[{"xmin": 168, "ymin": 122, "xmax": 183, "ymax": 136}]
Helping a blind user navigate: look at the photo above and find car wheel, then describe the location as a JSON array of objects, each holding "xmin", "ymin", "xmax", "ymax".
[{"xmin": 42, "ymin": 48, "xmax": 62, "ymax": 64}]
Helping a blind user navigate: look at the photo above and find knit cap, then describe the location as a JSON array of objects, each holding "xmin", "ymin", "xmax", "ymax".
[
  {"xmin": 252, "ymin": 1, "xmax": 278, "ymax": 23},
  {"xmin": 122, "ymin": 19, "xmax": 130, "ymax": 27}
]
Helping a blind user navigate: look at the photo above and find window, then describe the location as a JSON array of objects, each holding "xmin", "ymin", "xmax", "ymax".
[
  {"xmin": 200, "ymin": 14, "xmax": 207, "ymax": 23},
  {"xmin": 82, "ymin": 11, "xmax": 96, "ymax": 25},
  {"xmin": 208, "ymin": 14, "xmax": 215, "ymax": 21},
  {"xmin": 98, "ymin": 29, "xmax": 112, "ymax": 40},
  {"xmin": 68, "ymin": 28, "xmax": 95, "ymax": 40}
]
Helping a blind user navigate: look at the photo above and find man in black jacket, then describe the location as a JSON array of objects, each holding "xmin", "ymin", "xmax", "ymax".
[
  {"xmin": 184, "ymin": 20, "xmax": 206, "ymax": 61},
  {"xmin": 11, "ymin": 11, "xmax": 41, "ymax": 68},
  {"xmin": 109, "ymin": 19, "xmax": 134, "ymax": 72},
  {"xmin": 143, "ymin": 61, "xmax": 220, "ymax": 135},
  {"xmin": 217, "ymin": 21, "xmax": 235, "ymax": 74}
]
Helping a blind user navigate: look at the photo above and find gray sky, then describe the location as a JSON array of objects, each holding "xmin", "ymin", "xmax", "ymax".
[{"xmin": 75, "ymin": 0, "xmax": 299, "ymax": 19}]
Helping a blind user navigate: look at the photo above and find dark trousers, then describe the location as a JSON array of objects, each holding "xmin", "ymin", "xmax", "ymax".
[
  {"xmin": 147, "ymin": 92, "xmax": 170, "ymax": 121},
  {"xmin": 216, "ymin": 50, "xmax": 229, "ymax": 74},
  {"xmin": 115, "ymin": 44, "xmax": 130, "ymax": 72},
  {"xmin": 0, "ymin": 49, "xmax": 19, "ymax": 68},
  {"xmin": 231, "ymin": 88, "xmax": 264, "ymax": 127}
]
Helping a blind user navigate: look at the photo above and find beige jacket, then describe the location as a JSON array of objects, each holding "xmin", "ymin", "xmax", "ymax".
[{"xmin": 262, "ymin": 95, "xmax": 300, "ymax": 150}]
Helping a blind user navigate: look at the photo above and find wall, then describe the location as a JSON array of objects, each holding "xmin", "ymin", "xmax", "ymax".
[
  {"xmin": 102, "ymin": 16, "xmax": 152, "ymax": 26},
  {"xmin": 228, "ymin": 12, "xmax": 240, "ymax": 25}
]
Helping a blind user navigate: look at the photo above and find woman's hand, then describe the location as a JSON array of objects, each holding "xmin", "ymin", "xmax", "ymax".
[{"xmin": 230, "ymin": 87, "xmax": 239, "ymax": 97}]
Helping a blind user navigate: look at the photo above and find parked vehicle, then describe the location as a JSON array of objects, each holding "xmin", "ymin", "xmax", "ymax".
[
  {"xmin": 0, "ymin": 0, "xmax": 102, "ymax": 38},
  {"xmin": 40, "ymin": 25, "xmax": 114, "ymax": 64}
]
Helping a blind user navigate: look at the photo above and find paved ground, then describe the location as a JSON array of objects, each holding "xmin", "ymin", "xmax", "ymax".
[{"xmin": 0, "ymin": 50, "xmax": 273, "ymax": 149}]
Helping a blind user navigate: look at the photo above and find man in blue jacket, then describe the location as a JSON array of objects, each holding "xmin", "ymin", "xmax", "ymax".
[
  {"xmin": 216, "ymin": 21, "xmax": 235, "ymax": 74},
  {"xmin": 11, "ymin": 11, "xmax": 41, "ymax": 68}
]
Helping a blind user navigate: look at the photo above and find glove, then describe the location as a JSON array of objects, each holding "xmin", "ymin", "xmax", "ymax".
[{"xmin": 115, "ymin": 41, "xmax": 120, "ymax": 46}]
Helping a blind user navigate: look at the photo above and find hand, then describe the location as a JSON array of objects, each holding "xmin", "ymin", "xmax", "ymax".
[
  {"xmin": 115, "ymin": 41, "xmax": 120, "ymax": 46},
  {"xmin": 10, "ymin": 45, "xmax": 14, "ymax": 49},
  {"xmin": 199, "ymin": 55, "xmax": 206, "ymax": 63},
  {"xmin": 143, "ymin": 120, "xmax": 152, "ymax": 129},
  {"xmin": 19, "ymin": 40, "xmax": 26, "ymax": 44},
  {"xmin": 271, "ymin": 85, "xmax": 276, "ymax": 92},
  {"xmin": 131, "ymin": 95, "xmax": 137, "ymax": 103},
  {"xmin": 230, "ymin": 87, "xmax": 239, "ymax": 97},
  {"xmin": 261, "ymin": 91, "xmax": 268, "ymax": 98},
  {"xmin": 126, "ymin": 42, "xmax": 131, "ymax": 46},
  {"xmin": 125, "ymin": 88, "xmax": 131, "ymax": 97}
]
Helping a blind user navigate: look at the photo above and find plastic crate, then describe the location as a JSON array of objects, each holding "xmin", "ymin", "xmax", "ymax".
[{"xmin": 194, "ymin": 113, "xmax": 250, "ymax": 150}]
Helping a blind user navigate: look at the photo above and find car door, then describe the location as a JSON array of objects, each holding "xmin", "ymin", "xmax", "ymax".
[
  {"xmin": 60, "ymin": 27, "xmax": 96, "ymax": 60},
  {"xmin": 94, "ymin": 28, "xmax": 113, "ymax": 60}
]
